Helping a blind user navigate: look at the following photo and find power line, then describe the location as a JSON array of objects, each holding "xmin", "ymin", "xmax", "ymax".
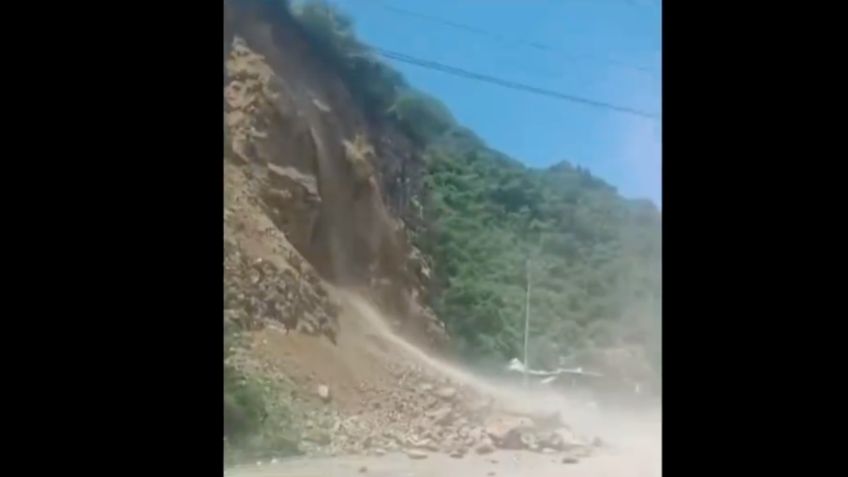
[
  {"xmin": 371, "ymin": 46, "xmax": 660, "ymax": 120},
  {"xmin": 356, "ymin": 1, "xmax": 593, "ymax": 86},
  {"xmin": 380, "ymin": 3, "xmax": 500, "ymax": 38},
  {"xmin": 352, "ymin": 0, "xmax": 656, "ymax": 76}
]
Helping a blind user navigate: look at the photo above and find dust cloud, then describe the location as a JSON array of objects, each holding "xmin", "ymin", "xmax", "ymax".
[{"xmin": 340, "ymin": 290, "xmax": 661, "ymax": 475}]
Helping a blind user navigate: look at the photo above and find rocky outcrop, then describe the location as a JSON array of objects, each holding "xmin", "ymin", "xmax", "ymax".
[
  {"xmin": 225, "ymin": 38, "xmax": 322, "ymax": 253},
  {"xmin": 224, "ymin": 236, "xmax": 339, "ymax": 341},
  {"xmin": 261, "ymin": 162, "xmax": 322, "ymax": 252},
  {"xmin": 224, "ymin": 2, "xmax": 446, "ymax": 348}
]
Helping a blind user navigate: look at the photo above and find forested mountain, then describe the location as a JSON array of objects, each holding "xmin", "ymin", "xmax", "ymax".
[{"xmin": 292, "ymin": 0, "xmax": 661, "ymax": 372}]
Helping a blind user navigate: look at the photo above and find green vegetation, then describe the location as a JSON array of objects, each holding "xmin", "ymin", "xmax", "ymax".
[
  {"xmin": 290, "ymin": 0, "xmax": 661, "ymax": 372},
  {"xmin": 418, "ymin": 135, "xmax": 661, "ymax": 370},
  {"xmin": 224, "ymin": 321, "xmax": 300, "ymax": 464},
  {"xmin": 224, "ymin": 322, "xmax": 264, "ymax": 442},
  {"xmin": 292, "ymin": 0, "xmax": 408, "ymax": 120}
]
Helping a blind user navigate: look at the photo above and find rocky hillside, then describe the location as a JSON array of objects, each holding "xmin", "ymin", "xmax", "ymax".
[
  {"xmin": 223, "ymin": 0, "xmax": 460, "ymax": 462},
  {"xmin": 223, "ymin": 0, "xmax": 659, "ymax": 467},
  {"xmin": 224, "ymin": 0, "xmax": 444, "ymax": 348}
]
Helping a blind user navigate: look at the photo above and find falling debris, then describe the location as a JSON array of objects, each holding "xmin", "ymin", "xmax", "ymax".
[{"xmin": 312, "ymin": 98, "xmax": 332, "ymax": 113}]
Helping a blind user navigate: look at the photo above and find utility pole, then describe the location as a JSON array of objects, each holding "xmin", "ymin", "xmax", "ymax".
[{"xmin": 523, "ymin": 257, "xmax": 531, "ymax": 388}]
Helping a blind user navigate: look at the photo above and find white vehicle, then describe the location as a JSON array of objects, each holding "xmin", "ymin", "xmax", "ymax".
[{"xmin": 506, "ymin": 358, "xmax": 647, "ymax": 404}]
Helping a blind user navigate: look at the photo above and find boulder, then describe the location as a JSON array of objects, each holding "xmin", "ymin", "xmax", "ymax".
[
  {"xmin": 475, "ymin": 438, "xmax": 495, "ymax": 455},
  {"xmin": 484, "ymin": 416, "xmax": 534, "ymax": 449},
  {"xmin": 317, "ymin": 384, "xmax": 331, "ymax": 402},
  {"xmin": 520, "ymin": 432, "xmax": 539, "ymax": 451},
  {"xmin": 303, "ymin": 429, "xmax": 331, "ymax": 445},
  {"xmin": 450, "ymin": 448, "xmax": 466, "ymax": 459},
  {"xmin": 435, "ymin": 387, "xmax": 457, "ymax": 400},
  {"xmin": 405, "ymin": 449, "xmax": 428, "ymax": 459},
  {"xmin": 426, "ymin": 406, "xmax": 453, "ymax": 425}
]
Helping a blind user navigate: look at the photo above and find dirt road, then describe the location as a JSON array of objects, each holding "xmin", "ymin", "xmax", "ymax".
[{"xmin": 228, "ymin": 446, "xmax": 660, "ymax": 477}]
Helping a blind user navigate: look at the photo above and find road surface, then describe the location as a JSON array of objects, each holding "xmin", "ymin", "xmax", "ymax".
[{"xmin": 227, "ymin": 447, "xmax": 660, "ymax": 477}]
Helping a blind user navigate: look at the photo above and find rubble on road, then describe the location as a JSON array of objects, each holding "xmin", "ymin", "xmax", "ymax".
[{"xmin": 291, "ymin": 360, "xmax": 600, "ymax": 459}]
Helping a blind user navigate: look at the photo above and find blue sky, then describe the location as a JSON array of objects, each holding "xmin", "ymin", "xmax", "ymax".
[{"xmin": 326, "ymin": 0, "xmax": 662, "ymax": 206}]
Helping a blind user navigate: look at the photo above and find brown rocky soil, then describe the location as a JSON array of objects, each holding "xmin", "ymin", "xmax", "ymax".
[
  {"xmin": 223, "ymin": 15, "xmax": 445, "ymax": 348},
  {"xmin": 227, "ymin": 284, "xmax": 599, "ymax": 460}
]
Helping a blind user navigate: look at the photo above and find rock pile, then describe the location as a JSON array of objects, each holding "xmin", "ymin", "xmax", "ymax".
[{"xmin": 295, "ymin": 362, "xmax": 597, "ymax": 461}]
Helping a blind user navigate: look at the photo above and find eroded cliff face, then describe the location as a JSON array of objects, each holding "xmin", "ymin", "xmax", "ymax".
[{"xmin": 224, "ymin": 0, "xmax": 444, "ymax": 348}]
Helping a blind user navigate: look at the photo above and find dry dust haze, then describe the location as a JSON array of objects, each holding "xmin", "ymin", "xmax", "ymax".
[{"xmin": 341, "ymin": 289, "xmax": 662, "ymax": 476}]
